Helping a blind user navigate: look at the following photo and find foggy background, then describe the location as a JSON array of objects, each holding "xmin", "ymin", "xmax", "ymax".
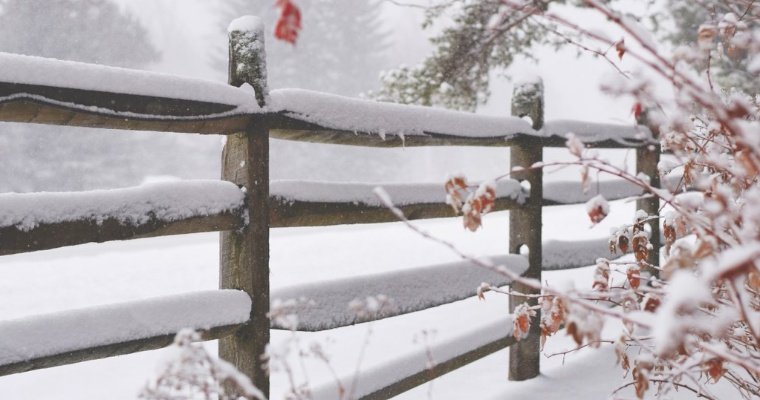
[{"xmin": 0, "ymin": 0, "xmax": 637, "ymax": 193}]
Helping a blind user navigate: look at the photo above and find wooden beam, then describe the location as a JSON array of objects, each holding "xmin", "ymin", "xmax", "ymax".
[
  {"xmin": 0, "ymin": 94, "xmax": 253, "ymax": 135},
  {"xmin": 359, "ymin": 335, "xmax": 516, "ymax": 400},
  {"xmin": 0, "ymin": 211, "xmax": 243, "ymax": 256},
  {"xmin": 0, "ymin": 324, "xmax": 241, "ymax": 376},
  {"xmin": 508, "ymin": 80, "xmax": 544, "ymax": 382},
  {"xmin": 220, "ymin": 17, "xmax": 271, "ymax": 397},
  {"xmin": 270, "ymin": 196, "xmax": 522, "ymax": 227}
]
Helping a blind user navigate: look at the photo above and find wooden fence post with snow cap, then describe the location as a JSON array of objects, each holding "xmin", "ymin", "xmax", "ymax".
[
  {"xmin": 508, "ymin": 76, "xmax": 544, "ymax": 381},
  {"xmin": 636, "ymin": 109, "xmax": 661, "ymax": 278},
  {"xmin": 221, "ymin": 15, "xmax": 271, "ymax": 396}
]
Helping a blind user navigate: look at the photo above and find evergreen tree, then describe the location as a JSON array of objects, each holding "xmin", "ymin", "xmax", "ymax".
[
  {"xmin": 663, "ymin": 0, "xmax": 760, "ymax": 95},
  {"xmin": 0, "ymin": 0, "xmax": 171, "ymax": 192},
  {"xmin": 0, "ymin": 0, "xmax": 157, "ymax": 67},
  {"xmin": 376, "ymin": 0, "xmax": 760, "ymax": 111}
]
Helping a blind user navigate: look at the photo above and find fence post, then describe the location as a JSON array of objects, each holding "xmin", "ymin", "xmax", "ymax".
[
  {"xmin": 508, "ymin": 78, "xmax": 544, "ymax": 381},
  {"xmin": 636, "ymin": 110, "xmax": 661, "ymax": 278},
  {"xmin": 220, "ymin": 16, "xmax": 270, "ymax": 396}
]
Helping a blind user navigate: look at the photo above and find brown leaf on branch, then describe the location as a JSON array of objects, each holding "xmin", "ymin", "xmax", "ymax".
[
  {"xmin": 642, "ymin": 293, "xmax": 661, "ymax": 312},
  {"xmin": 461, "ymin": 182, "xmax": 496, "ymax": 232},
  {"xmin": 540, "ymin": 295, "xmax": 566, "ymax": 348},
  {"xmin": 513, "ymin": 303, "xmax": 536, "ymax": 341},
  {"xmin": 627, "ymin": 264, "xmax": 641, "ymax": 290},
  {"xmin": 706, "ymin": 358, "xmax": 725, "ymax": 383},
  {"xmin": 698, "ymin": 24, "xmax": 717, "ymax": 52},
  {"xmin": 586, "ymin": 195, "xmax": 610, "ymax": 225},
  {"xmin": 632, "ymin": 233, "xmax": 649, "ymax": 262},
  {"xmin": 444, "ymin": 175, "xmax": 468, "ymax": 213},
  {"xmin": 593, "ymin": 258, "xmax": 610, "ymax": 291},
  {"xmin": 615, "ymin": 38, "xmax": 626, "ymax": 60},
  {"xmin": 618, "ymin": 233, "xmax": 630, "ymax": 254},
  {"xmin": 633, "ymin": 365, "xmax": 649, "ymax": 399}
]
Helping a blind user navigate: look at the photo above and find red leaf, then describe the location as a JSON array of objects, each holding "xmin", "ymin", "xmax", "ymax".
[
  {"xmin": 274, "ymin": 0, "xmax": 302, "ymax": 45},
  {"xmin": 631, "ymin": 102, "xmax": 642, "ymax": 120}
]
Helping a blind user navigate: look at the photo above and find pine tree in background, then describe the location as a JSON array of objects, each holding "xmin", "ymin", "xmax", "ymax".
[
  {"xmin": 663, "ymin": 0, "xmax": 760, "ymax": 95},
  {"xmin": 0, "ymin": 0, "xmax": 158, "ymax": 66},
  {"xmin": 0, "ymin": 0, "xmax": 187, "ymax": 192},
  {"xmin": 375, "ymin": 0, "xmax": 760, "ymax": 111}
]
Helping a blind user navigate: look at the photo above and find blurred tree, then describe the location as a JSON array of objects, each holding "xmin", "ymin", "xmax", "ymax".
[
  {"xmin": 217, "ymin": 0, "xmax": 389, "ymax": 96},
  {"xmin": 0, "ymin": 0, "xmax": 158, "ymax": 66},
  {"xmin": 0, "ymin": 0, "xmax": 177, "ymax": 192}
]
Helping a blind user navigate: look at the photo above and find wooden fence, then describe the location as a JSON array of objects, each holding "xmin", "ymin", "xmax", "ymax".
[{"xmin": 0, "ymin": 16, "xmax": 660, "ymax": 399}]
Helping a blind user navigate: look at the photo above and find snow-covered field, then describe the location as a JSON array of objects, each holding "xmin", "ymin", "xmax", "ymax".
[{"xmin": 0, "ymin": 199, "xmax": 735, "ymax": 399}]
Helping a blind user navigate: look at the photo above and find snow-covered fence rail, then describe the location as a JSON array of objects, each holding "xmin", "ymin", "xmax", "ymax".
[{"xmin": 0, "ymin": 15, "xmax": 662, "ymax": 399}]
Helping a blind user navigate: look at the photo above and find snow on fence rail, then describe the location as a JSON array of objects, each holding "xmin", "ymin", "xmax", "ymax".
[
  {"xmin": 0, "ymin": 290, "xmax": 251, "ymax": 376},
  {"xmin": 0, "ymin": 15, "xmax": 662, "ymax": 399},
  {"xmin": 0, "ymin": 180, "xmax": 246, "ymax": 255},
  {"xmin": 0, "ymin": 175, "xmax": 669, "ymax": 256}
]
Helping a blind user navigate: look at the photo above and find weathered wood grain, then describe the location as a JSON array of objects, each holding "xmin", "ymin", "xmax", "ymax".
[
  {"xmin": 0, "ymin": 211, "xmax": 243, "ymax": 256},
  {"xmin": 219, "ymin": 19, "xmax": 271, "ymax": 397},
  {"xmin": 508, "ymin": 80, "xmax": 544, "ymax": 382}
]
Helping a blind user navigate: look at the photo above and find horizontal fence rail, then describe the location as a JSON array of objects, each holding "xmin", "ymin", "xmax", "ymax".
[
  {"xmin": 0, "ymin": 15, "xmax": 663, "ymax": 399},
  {"xmin": 0, "ymin": 290, "xmax": 250, "ymax": 376},
  {"xmin": 0, "ymin": 181, "xmax": 245, "ymax": 255},
  {"xmin": 0, "ymin": 175, "xmax": 678, "ymax": 256}
]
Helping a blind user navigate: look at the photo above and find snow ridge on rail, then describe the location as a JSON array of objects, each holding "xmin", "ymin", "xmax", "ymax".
[
  {"xmin": 309, "ymin": 316, "xmax": 513, "ymax": 400},
  {"xmin": 0, "ymin": 180, "xmax": 245, "ymax": 231},
  {"xmin": 0, "ymin": 52, "xmax": 257, "ymax": 110},
  {"xmin": 0, "ymin": 290, "xmax": 251, "ymax": 366},
  {"xmin": 271, "ymin": 179, "xmax": 525, "ymax": 206},
  {"xmin": 268, "ymin": 89, "xmax": 534, "ymax": 139},
  {"xmin": 267, "ymin": 89, "xmax": 653, "ymax": 145},
  {"xmin": 0, "ymin": 53, "xmax": 654, "ymax": 145},
  {"xmin": 271, "ymin": 255, "xmax": 528, "ymax": 331}
]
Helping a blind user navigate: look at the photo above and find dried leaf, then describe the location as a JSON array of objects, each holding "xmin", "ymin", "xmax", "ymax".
[
  {"xmin": 593, "ymin": 258, "xmax": 610, "ymax": 291},
  {"xmin": 633, "ymin": 366, "xmax": 649, "ymax": 399},
  {"xmin": 642, "ymin": 294, "xmax": 661, "ymax": 312},
  {"xmin": 631, "ymin": 102, "xmax": 642, "ymax": 120},
  {"xmin": 627, "ymin": 264, "xmax": 641, "ymax": 290},
  {"xmin": 513, "ymin": 303, "xmax": 536, "ymax": 341},
  {"xmin": 706, "ymin": 358, "xmax": 725, "ymax": 383},
  {"xmin": 618, "ymin": 234, "xmax": 630, "ymax": 254},
  {"xmin": 566, "ymin": 133, "xmax": 585, "ymax": 158},
  {"xmin": 615, "ymin": 38, "xmax": 626, "ymax": 60},
  {"xmin": 632, "ymin": 233, "xmax": 649, "ymax": 262},
  {"xmin": 274, "ymin": 0, "xmax": 302, "ymax": 44},
  {"xmin": 586, "ymin": 195, "xmax": 610, "ymax": 225}
]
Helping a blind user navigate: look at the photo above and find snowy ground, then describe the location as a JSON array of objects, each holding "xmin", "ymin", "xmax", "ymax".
[{"xmin": 0, "ymin": 199, "xmax": 734, "ymax": 399}]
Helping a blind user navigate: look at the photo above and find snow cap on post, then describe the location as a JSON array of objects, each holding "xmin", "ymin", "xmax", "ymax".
[
  {"xmin": 228, "ymin": 15, "xmax": 268, "ymax": 108},
  {"xmin": 511, "ymin": 75, "xmax": 544, "ymax": 130}
]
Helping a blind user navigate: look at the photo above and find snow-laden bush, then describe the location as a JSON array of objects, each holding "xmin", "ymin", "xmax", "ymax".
[
  {"xmin": 140, "ymin": 330, "xmax": 265, "ymax": 400},
  {"xmin": 438, "ymin": 1, "xmax": 760, "ymax": 398}
]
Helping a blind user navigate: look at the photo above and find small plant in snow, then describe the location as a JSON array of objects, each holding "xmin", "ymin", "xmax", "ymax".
[{"xmin": 140, "ymin": 329, "xmax": 265, "ymax": 400}]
